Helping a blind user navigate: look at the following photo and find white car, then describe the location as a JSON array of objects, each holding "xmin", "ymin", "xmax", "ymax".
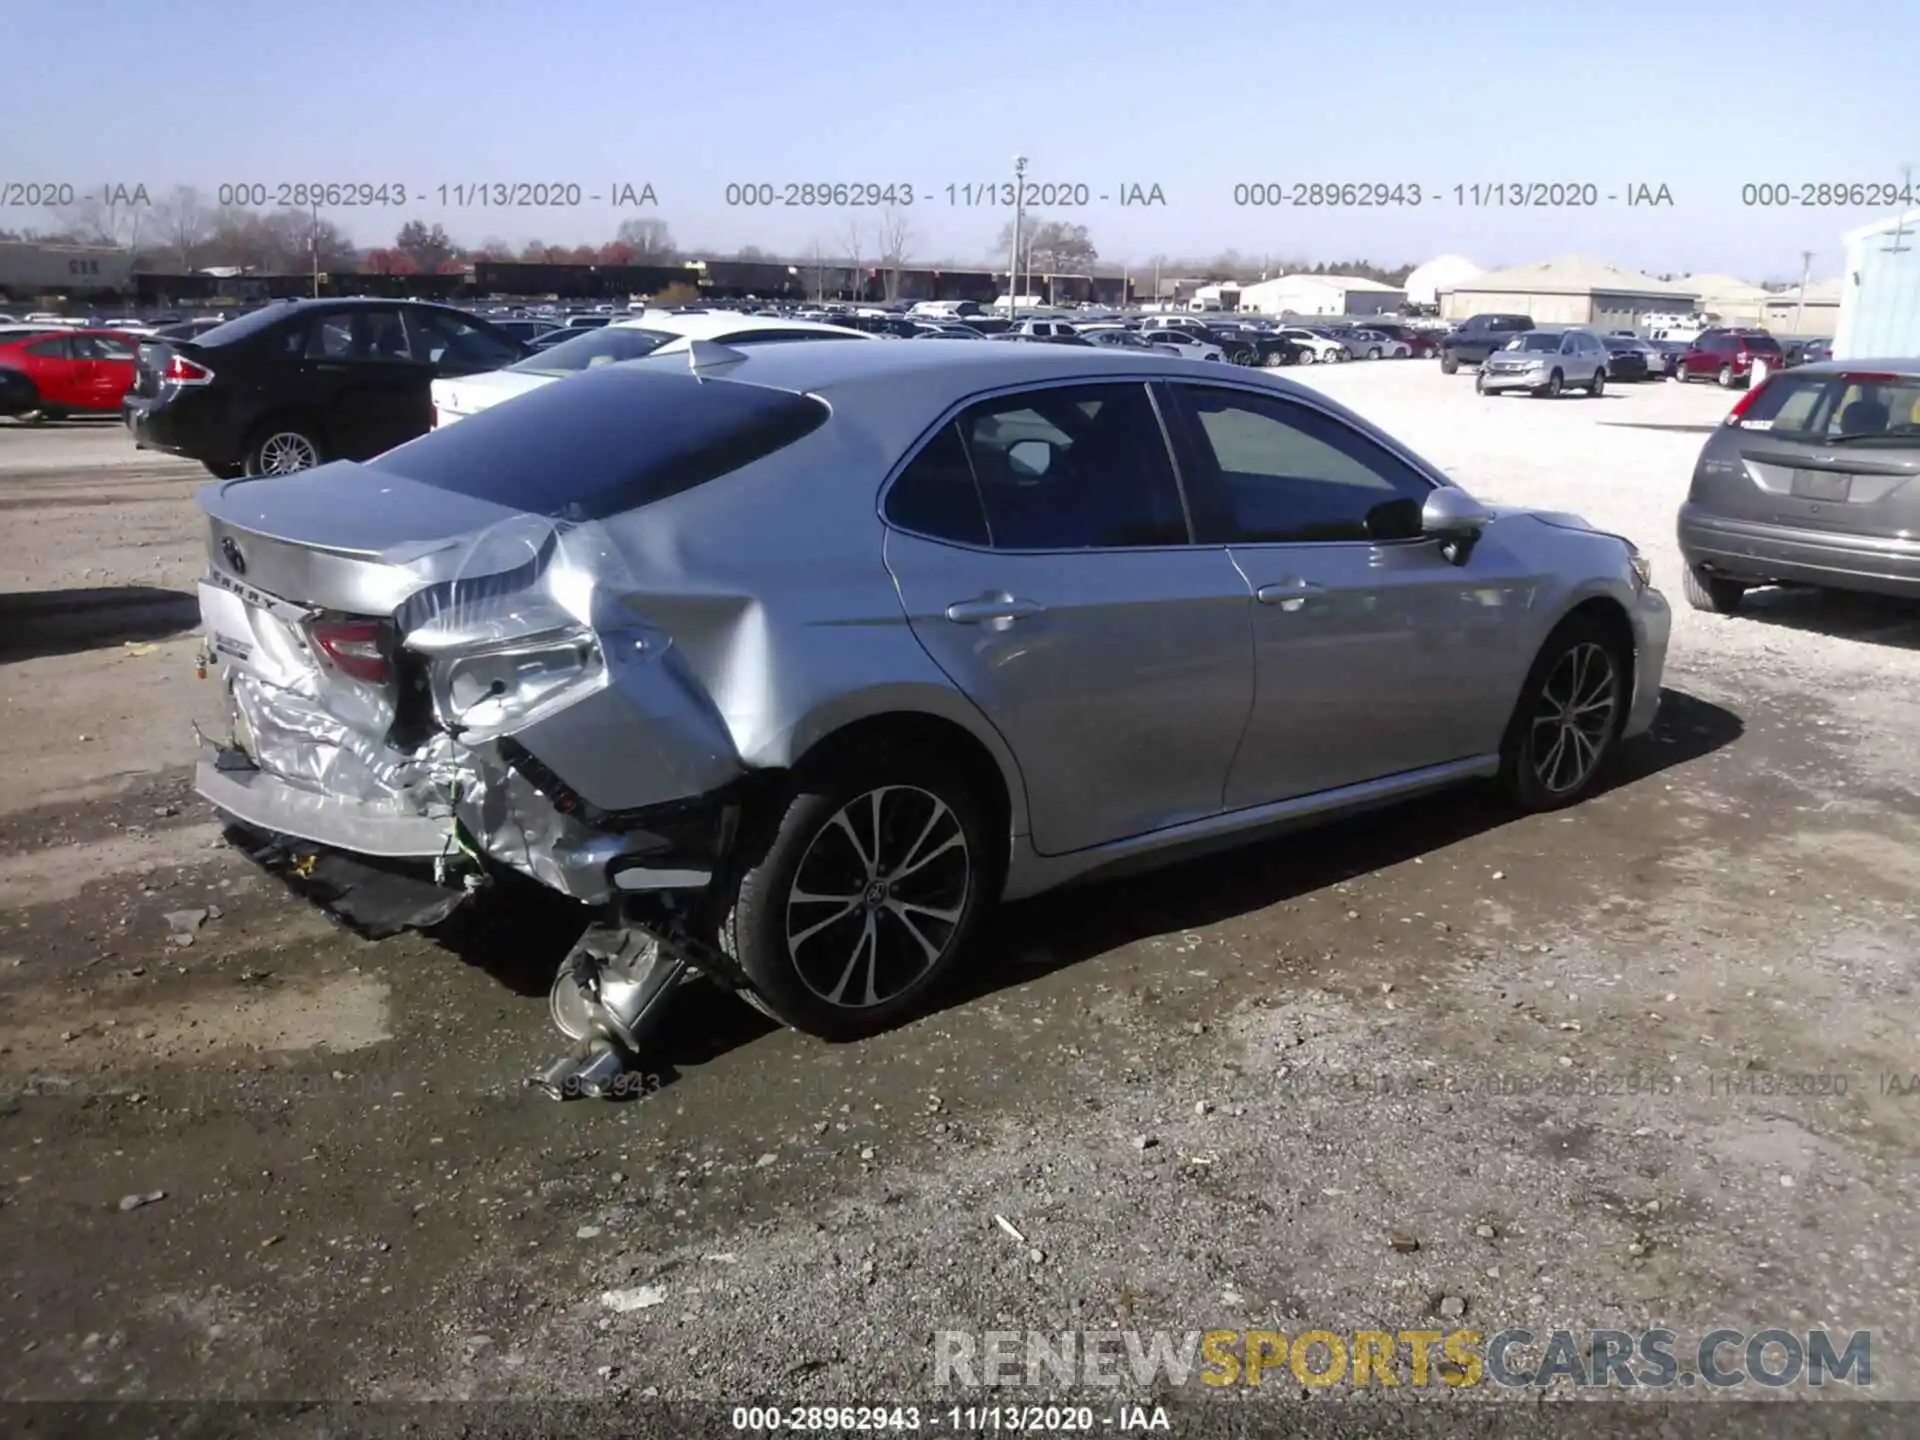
[
  {"xmin": 1137, "ymin": 328, "xmax": 1225, "ymax": 363},
  {"xmin": 431, "ymin": 313, "xmax": 873, "ymax": 424},
  {"xmin": 1277, "ymin": 328, "xmax": 1348, "ymax": 364}
]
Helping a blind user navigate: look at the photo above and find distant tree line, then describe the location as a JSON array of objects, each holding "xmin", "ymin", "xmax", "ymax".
[{"xmin": 0, "ymin": 184, "xmax": 1419, "ymax": 286}]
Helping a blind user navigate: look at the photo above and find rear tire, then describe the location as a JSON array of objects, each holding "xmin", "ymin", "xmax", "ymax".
[
  {"xmin": 722, "ymin": 749, "xmax": 995, "ymax": 1040},
  {"xmin": 1682, "ymin": 565, "xmax": 1747, "ymax": 614},
  {"xmin": 1498, "ymin": 615, "xmax": 1629, "ymax": 812},
  {"xmin": 1300, "ymin": 349, "xmax": 1319, "ymax": 365},
  {"xmin": 244, "ymin": 422, "xmax": 323, "ymax": 477}
]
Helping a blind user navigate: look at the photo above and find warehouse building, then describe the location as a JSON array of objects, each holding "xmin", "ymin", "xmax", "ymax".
[
  {"xmin": 1438, "ymin": 255, "xmax": 1698, "ymax": 330},
  {"xmin": 1676, "ymin": 273, "xmax": 1771, "ymax": 326},
  {"xmin": 1762, "ymin": 276, "xmax": 1845, "ymax": 341},
  {"xmin": 1239, "ymin": 273, "xmax": 1405, "ymax": 317},
  {"xmin": 1403, "ymin": 254, "xmax": 1482, "ymax": 310}
]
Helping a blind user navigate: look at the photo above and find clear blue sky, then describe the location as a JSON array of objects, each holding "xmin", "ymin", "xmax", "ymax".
[{"xmin": 4, "ymin": 0, "xmax": 1913, "ymax": 281}]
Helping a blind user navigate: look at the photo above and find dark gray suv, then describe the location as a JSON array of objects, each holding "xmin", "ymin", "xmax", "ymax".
[{"xmin": 1676, "ymin": 359, "xmax": 1920, "ymax": 611}]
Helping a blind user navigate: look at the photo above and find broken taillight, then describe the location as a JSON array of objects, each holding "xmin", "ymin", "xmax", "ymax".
[{"xmin": 310, "ymin": 618, "xmax": 392, "ymax": 684}]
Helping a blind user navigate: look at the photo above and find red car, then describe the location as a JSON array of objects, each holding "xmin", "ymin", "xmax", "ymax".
[
  {"xmin": 1674, "ymin": 328, "xmax": 1785, "ymax": 388},
  {"xmin": 0, "ymin": 328, "xmax": 141, "ymax": 420}
]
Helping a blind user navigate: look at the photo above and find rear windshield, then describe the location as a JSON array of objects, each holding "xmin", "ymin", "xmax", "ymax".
[
  {"xmin": 189, "ymin": 305, "xmax": 302, "ymax": 347},
  {"xmin": 1743, "ymin": 334, "xmax": 1784, "ymax": 351},
  {"xmin": 371, "ymin": 365, "xmax": 830, "ymax": 520},
  {"xmin": 508, "ymin": 327, "xmax": 672, "ymax": 374},
  {"xmin": 1737, "ymin": 372, "xmax": 1920, "ymax": 444}
]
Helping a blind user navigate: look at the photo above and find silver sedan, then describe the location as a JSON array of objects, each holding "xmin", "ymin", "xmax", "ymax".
[{"xmin": 188, "ymin": 341, "xmax": 1670, "ymax": 1086}]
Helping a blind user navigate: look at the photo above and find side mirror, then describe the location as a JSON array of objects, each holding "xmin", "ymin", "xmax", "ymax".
[{"xmin": 1422, "ymin": 486, "xmax": 1495, "ymax": 565}]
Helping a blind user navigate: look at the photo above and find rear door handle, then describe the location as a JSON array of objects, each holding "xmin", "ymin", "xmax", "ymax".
[
  {"xmin": 945, "ymin": 594, "xmax": 1043, "ymax": 625},
  {"xmin": 1255, "ymin": 577, "xmax": 1323, "ymax": 611}
]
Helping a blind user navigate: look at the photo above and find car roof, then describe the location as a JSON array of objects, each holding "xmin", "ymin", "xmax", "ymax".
[
  {"xmin": 1785, "ymin": 358, "xmax": 1920, "ymax": 377},
  {"xmin": 612, "ymin": 312, "xmax": 870, "ymax": 341},
  {"xmin": 617, "ymin": 334, "xmax": 1241, "ymax": 395}
]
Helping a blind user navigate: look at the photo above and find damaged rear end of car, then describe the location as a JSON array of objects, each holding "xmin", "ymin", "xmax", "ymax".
[{"xmin": 191, "ymin": 354, "xmax": 836, "ymax": 1091}]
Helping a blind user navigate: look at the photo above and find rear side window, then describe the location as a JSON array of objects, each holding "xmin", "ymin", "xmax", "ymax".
[
  {"xmin": 886, "ymin": 422, "xmax": 991, "ymax": 546},
  {"xmin": 191, "ymin": 305, "xmax": 308, "ymax": 348},
  {"xmin": 370, "ymin": 367, "xmax": 831, "ymax": 521}
]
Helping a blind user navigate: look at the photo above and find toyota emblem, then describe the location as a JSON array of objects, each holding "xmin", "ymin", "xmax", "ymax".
[{"xmin": 221, "ymin": 536, "xmax": 247, "ymax": 576}]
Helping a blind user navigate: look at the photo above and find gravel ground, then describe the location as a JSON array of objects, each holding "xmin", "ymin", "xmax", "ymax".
[{"xmin": 0, "ymin": 372, "xmax": 1915, "ymax": 1435}]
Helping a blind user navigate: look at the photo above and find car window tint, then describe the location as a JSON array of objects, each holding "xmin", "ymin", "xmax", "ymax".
[
  {"xmin": 24, "ymin": 336, "xmax": 70, "ymax": 359},
  {"xmin": 370, "ymin": 366, "xmax": 830, "ymax": 521},
  {"xmin": 886, "ymin": 422, "xmax": 991, "ymax": 546},
  {"xmin": 86, "ymin": 334, "xmax": 137, "ymax": 360},
  {"xmin": 410, "ymin": 309, "xmax": 522, "ymax": 369},
  {"xmin": 1172, "ymin": 386, "xmax": 1429, "ymax": 545},
  {"xmin": 957, "ymin": 383, "xmax": 1187, "ymax": 550},
  {"xmin": 308, "ymin": 310, "xmax": 410, "ymax": 361}
]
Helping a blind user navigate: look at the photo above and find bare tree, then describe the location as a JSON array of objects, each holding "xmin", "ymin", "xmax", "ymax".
[
  {"xmin": 52, "ymin": 193, "xmax": 148, "ymax": 250},
  {"xmin": 842, "ymin": 218, "xmax": 866, "ymax": 303},
  {"xmin": 805, "ymin": 241, "xmax": 835, "ymax": 302},
  {"xmin": 149, "ymin": 185, "xmax": 211, "ymax": 270},
  {"xmin": 876, "ymin": 207, "xmax": 913, "ymax": 301},
  {"xmin": 615, "ymin": 217, "xmax": 676, "ymax": 262}
]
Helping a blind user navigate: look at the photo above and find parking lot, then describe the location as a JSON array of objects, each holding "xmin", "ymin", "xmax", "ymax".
[{"xmin": 2, "ymin": 365, "xmax": 1917, "ymax": 1410}]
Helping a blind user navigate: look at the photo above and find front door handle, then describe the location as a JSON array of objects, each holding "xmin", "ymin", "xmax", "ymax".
[
  {"xmin": 1255, "ymin": 577, "xmax": 1323, "ymax": 611},
  {"xmin": 945, "ymin": 593, "xmax": 1043, "ymax": 625}
]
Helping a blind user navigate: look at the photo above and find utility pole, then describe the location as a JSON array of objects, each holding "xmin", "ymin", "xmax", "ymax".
[
  {"xmin": 1792, "ymin": 249, "xmax": 1812, "ymax": 334},
  {"xmin": 311, "ymin": 200, "xmax": 321, "ymax": 299},
  {"xmin": 1008, "ymin": 156, "xmax": 1027, "ymax": 316}
]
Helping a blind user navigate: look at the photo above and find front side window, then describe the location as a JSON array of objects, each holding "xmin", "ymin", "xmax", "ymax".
[
  {"xmin": 952, "ymin": 383, "xmax": 1188, "ymax": 550},
  {"xmin": 1167, "ymin": 385, "xmax": 1431, "ymax": 545}
]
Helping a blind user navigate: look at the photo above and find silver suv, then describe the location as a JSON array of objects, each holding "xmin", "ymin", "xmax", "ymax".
[{"xmin": 1476, "ymin": 326, "xmax": 1611, "ymax": 398}]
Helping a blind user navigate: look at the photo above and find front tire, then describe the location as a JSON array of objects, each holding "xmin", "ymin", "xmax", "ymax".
[
  {"xmin": 1588, "ymin": 368, "xmax": 1606, "ymax": 397},
  {"xmin": 1367, "ymin": 346, "xmax": 1382, "ymax": 360},
  {"xmin": 1536, "ymin": 370, "xmax": 1564, "ymax": 398},
  {"xmin": 1717, "ymin": 364, "xmax": 1735, "ymax": 388},
  {"xmin": 1682, "ymin": 565, "xmax": 1747, "ymax": 614},
  {"xmin": 1440, "ymin": 353, "xmax": 1459, "ymax": 374},
  {"xmin": 1263, "ymin": 349, "xmax": 1288, "ymax": 368},
  {"xmin": 724, "ymin": 751, "xmax": 994, "ymax": 1040},
  {"xmin": 1498, "ymin": 616, "xmax": 1629, "ymax": 812}
]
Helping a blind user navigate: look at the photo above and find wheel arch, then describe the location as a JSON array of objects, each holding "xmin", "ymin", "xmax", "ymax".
[{"xmin": 774, "ymin": 686, "xmax": 1030, "ymax": 890}]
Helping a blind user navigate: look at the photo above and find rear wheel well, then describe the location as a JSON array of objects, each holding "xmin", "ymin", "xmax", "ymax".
[
  {"xmin": 245, "ymin": 408, "xmax": 329, "ymax": 452},
  {"xmin": 792, "ymin": 712, "xmax": 1014, "ymax": 890}
]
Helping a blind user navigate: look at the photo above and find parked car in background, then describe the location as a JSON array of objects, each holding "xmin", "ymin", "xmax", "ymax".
[
  {"xmin": 1344, "ymin": 328, "xmax": 1411, "ymax": 360},
  {"xmin": 0, "ymin": 328, "xmax": 141, "ymax": 421},
  {"xmin": 432, "ymin": 312, "xmax": 873, "ymax": 423},
  {"xmin": 488, "ymin": 318, "xmax": 566, "ymax": 345},
  {"xmin": 1675, "ymin": 329, "xmax": 1785, "ymax": 388},
  {"xmin": 1647, "ymin": 339, "xmax": 1689, "ymax": 378},
  {"xmin": 1277, "ymin": 327, "xmax": 1349, "ymax": 364},
  {"xmin": 1475, "ymin": 327, "xmax": 1611, "ymax": 398},
  {"xmin": 1080, "ymin": 327, "xmax": 1184, "ymax": 357},
  {"xmin": 1600, "ymin": 335, "xmax": 1657, "ymax": 382},
  {"xmin": 1136, "ymin": 328, "xmax": 1225, "ymax": 363},
  {"xmin": 1010, "ymin": 318, "xmax": 1084, "ymax": 342},
  {"xmin": 1677, "ymin": 360, "xmax": 1920, "ymax": 612},
  {"xmin": 0, "ymin": 361, "xmax": 43, "ymax": 418},
  {"xmin": 1362, "ymin": 322, "xmax": 1437, "ymax": 358},
  {"xmin": 188, "ymin": 340, "xmax": 1669, "ymax": 1066},
  {"xmin": 125, "ymin": 298, "xmax": 530, "ymax": 476},
  {"xmin": 1440, "ymin": 313, "xmax": 1537, "ymax": 373},
  {"xmin": 1784, "ymin": 338, "xmax": 1833, "ymax": 368}
]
